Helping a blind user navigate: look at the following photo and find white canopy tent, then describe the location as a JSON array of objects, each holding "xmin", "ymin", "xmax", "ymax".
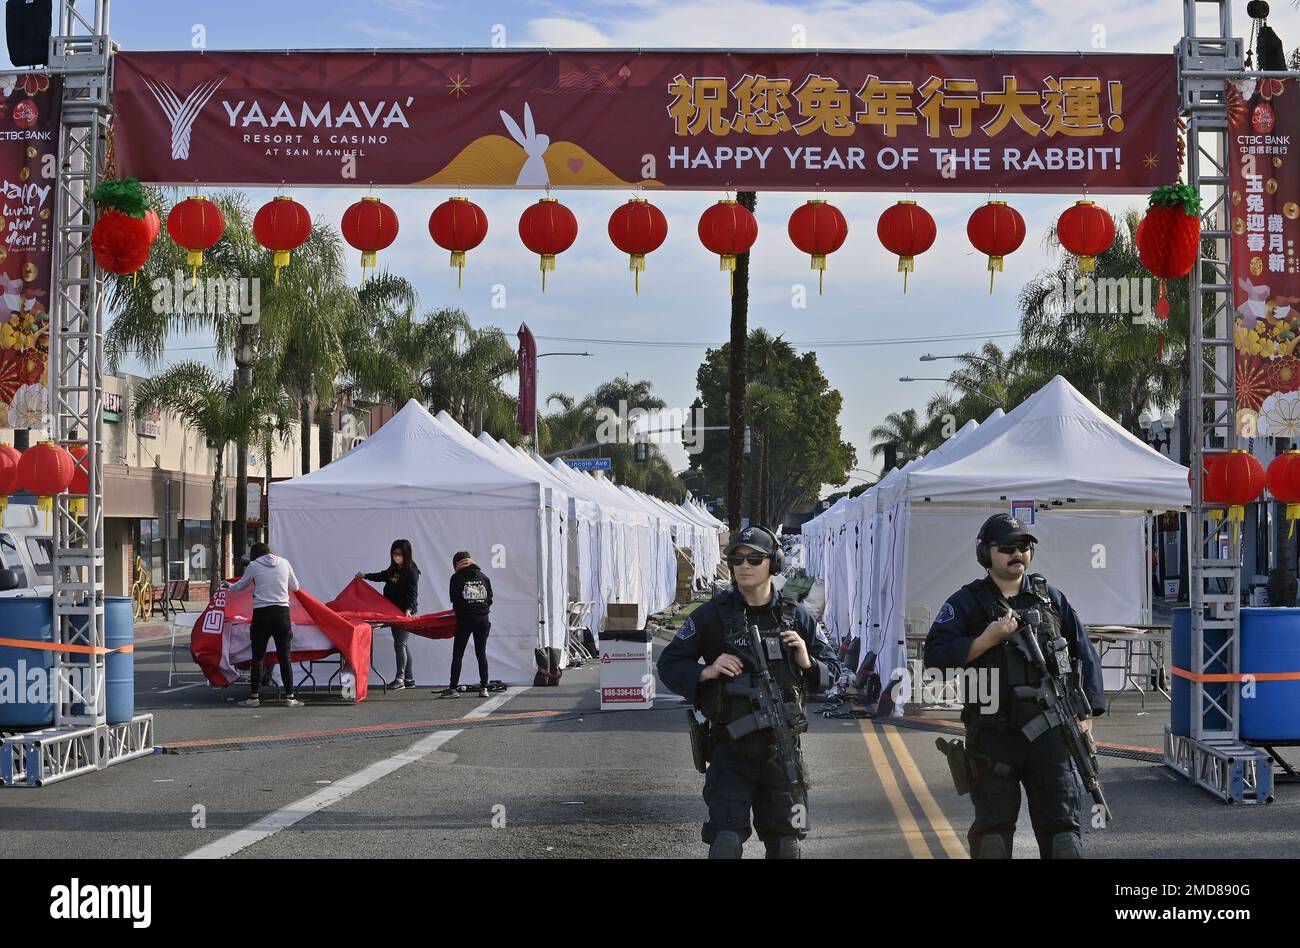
[
  {"xmin": 269, "ymin": 400, "xmax": 564, "ymax": 684},
  {"xmin": 804, "ymin": 376, "xmax": 1190, "ymax": 711}
]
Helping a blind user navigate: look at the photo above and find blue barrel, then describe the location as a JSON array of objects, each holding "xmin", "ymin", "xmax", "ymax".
[
  {"xmin": 104, "ymin": 597, "xmax": 134, "ymax": 725},
  {"xmin": 1239, "ymin": 607, "xmax": 1300, "ymax": 742},
  {"xmin": 69, "ymin": 598, "xmax": 135, "ymax": 724},
  {"xmin": 0, "ymin": 597, "xmax": 55, "ymax": 728},
  {"xmin": 1171, "ymin": 607, "xmax": 1230, "ymax": 737}
]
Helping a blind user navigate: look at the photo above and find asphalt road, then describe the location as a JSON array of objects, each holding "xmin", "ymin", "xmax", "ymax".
[{"xmin": 2, "ymin": 634, "xmax": 1298, "ymax": 859}]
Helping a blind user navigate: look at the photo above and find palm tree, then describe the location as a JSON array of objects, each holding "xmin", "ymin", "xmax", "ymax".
[
  {"xmin": 133, "ymin": 362, "xmax": 293, "ymax": 592},
  {"xmin": 745, "ymin": 380, "xmax": 792, "ymax": 525},
  {"xmin": 728, "ymin": 190, "xmax": 758, "ymax": 531},
  {"xmin": 870, "ymin": 409, "xmax": 928, "ymax": 474}
]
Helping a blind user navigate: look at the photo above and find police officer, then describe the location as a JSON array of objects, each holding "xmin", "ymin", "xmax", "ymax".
[
  {"xmin": 657, "ymin": 525, "xmax": 839, "ymax": 859},
  {"xmin": 923, "ymin": 514, "xmax": 1105, "ymax": 859}
]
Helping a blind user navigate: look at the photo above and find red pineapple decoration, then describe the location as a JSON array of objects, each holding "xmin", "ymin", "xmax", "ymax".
[
  {"xmin": 876, "ymin": 200, "xmax": 936, "ymax": 293},
  {"xmin": 1267, "ymin": 450, "xmax": 1300, "ymax": 538},
  {"xmin": 967, "ymin": 201, "xmax": 1026, "ymax": 293},
  {"xmin": 1136, "ymin": 183, "xmax": 1201, "ymax": 319},
  {"xmin": 88, "ymin": 178, "xmax": 153, "ymax": 283},
  {"xmin": 428, "ymin": 197, "xmax": 489, "ymax": 288},
  {"xmin": 607, "ymin": 198, "xmax": 668, "ymax": 294},
  {"xmin": 788, "ymin": 200, "xmax": 849, "ymax": 295},
  {"xmin": 1056, "ymin": 200, "xmax": 1116, "ymax": 289}
]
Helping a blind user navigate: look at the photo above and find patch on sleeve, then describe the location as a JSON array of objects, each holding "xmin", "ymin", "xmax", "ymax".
[
  {"xmin": 676, "ymin": 617, "xmax": 697, "ymax": 640},
  {"xmin": 935, "ymin": 602, "xmax": 956, "ymax": 625}
]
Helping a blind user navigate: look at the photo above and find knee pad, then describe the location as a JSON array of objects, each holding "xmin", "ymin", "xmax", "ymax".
[
  {"xmin": 764, "ymin": 837, "xmax": 801, "ymax": 860},
  {"xmin": 975, "ymin": 834, "xmax": 1011, "ymax": 859},
  {"xmin": 1050, "ymin": 832, "xmax": 1082, "ymax": 859},
  {"xmin": 708, "ymin": 830, "xmax": 743, "ymax": 860}
]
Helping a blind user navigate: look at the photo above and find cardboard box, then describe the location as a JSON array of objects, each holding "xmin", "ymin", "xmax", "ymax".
[{"xmin": 605, "ymin": 602, "xmax": 643, "ymax": 631}]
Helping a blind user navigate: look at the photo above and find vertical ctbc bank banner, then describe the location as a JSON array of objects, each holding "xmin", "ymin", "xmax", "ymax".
[
  {"xmin": 1230, "ymin": 77, "xmax": 1300, "ymax": 435},
  {"xmin": 0, "ymin": 73, "xmax": 58, "ymax": 427},
  {"xmin": 112, "ymin": 50, "xmax": 1176, "ymax": 193}
]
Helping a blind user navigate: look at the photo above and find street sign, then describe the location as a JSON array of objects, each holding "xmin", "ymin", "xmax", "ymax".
[{"xmin": 565, "ymin": 457, "xmax": 613, "ymax": 471}]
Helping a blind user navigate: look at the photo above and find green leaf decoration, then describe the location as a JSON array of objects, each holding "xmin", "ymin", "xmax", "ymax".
[
  {"xmin": 1147, "ymin": 183, "xmax": 1202, "ymax": 217},
  {"xmin": 89, "ymin": 177, "xmax": 149, "ymax": 218}
]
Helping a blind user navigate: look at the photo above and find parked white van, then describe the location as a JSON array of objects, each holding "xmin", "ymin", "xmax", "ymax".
[{"xmin": 0, "ymin": 502, "xmax": 54, "ymax": 597}]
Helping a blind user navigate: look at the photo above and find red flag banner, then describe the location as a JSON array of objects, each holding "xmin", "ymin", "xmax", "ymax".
[
  {"xmin": 112, "ymin": 50, "xmax": 1175, "ymax": 193},
  {"xmin": 517, "ymin": 322, "xmax": 537, "ymax": 435},
  {"xmin": 0, "ymin": 73, "xmax": 60, "ymax": 424},
  {"xmin": 1230, "ymin": 77, "xmax": 1300, "ymax": 435}
]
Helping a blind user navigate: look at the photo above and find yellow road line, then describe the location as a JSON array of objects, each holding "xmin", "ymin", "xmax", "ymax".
[
  {"xmin": 882, "ymin": 726, "xmax": 969, "ymax": 859},
  {"xmin": 860, "ymin": 720, "xmax": 932, "ymax": 858}
]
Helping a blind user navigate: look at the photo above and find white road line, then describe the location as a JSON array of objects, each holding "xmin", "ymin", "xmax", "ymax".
[
  {"xmin": 184, "ymin": 688, "xmax": 527, "ymax": 859},
  {"xmin": 158, "ymin": 683, "xmax": 203, "ymax": 694}
]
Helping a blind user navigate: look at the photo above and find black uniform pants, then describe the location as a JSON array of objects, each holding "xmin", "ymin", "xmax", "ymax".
[
  {"xmin": 702, "ymin": 738, "xmax": 808, "ymax": 845},
  {"xmin": 966, "ymin": 722, "xmax": 1082, "ymax": 859},
  {"xmin": 450, "ymin": 614, "xmax": 490, "ymax": 687},
  {"xmin": 249, "ymin": 605, "xmax": 294, "ymax": 699}
]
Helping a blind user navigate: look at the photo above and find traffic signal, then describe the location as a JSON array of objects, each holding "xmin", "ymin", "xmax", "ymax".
[
  {"xmin": 743, "ymin": 426, "xmax": 752, "ymax": 456},
  {"xmin": 634, "ymin": 440, "xmax": 647, "ymax": 463}
]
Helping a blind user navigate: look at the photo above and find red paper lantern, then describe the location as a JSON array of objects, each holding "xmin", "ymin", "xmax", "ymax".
[
  {"xmin": 143, "ymin": 208, "xmax": 161, "ymax": 244},
  {"xmin": 1056, "ymin": 200, "xmax": 1116, "ymax": 287},
  {"xmin": 967, "ymin": 200, "xmax": 1026, "ymax": 293},
  {"xmin": 67, "ymin": 443, "xmax": 89, "ymax": 519},
  {"xmin": 519, "ymin": 198, "xmax": 579, "ymax": 292},
  {"xmin": 0, "ymin": 443, "xmax": 20, "ymax": 528},
  {"xmin": 1207, "ymin": 449, "xmax": 1266, "ymax": 544},
  {"xmin": 876, "ymin": 200, "xmax": 936, "ymax": 293},
  {"xmin": 698, "ymin": 200, "xmax": 758, "ymax": 296},
  {"xmin": 788, "ymin": 200, "xmax": 848, "ymax": 295},
  {"xmin": 429, "ymin": 197, "xmax": 489, "ymax": 289},
  {"xmin": 167, "ymin": 196, "xmax": 225, "ymax": 285},
  {"xmin": 341, "ymin": 196, "xmax": 399, "ymax": 279},
  {"xmin": 608, "ymin": 198, "xmax": 668, "ymax": 294},
  {"xmin": 1136, "ymin": 184, "xmax": 1201, "ymax": 320},
  {"xmin": 16, "ymin": 440, "xmax": 75, "ymax": 527},
  {"xmin": 91, "ymin": 210, "xmax": 152, "ymax": 279},
  {"xmin": 253, "ymin": 196, "xmax": 312, "ymax": 286},
  {"xmin": 1266, "ymin": 450, "xmax": 1300, "ymax": 538}
]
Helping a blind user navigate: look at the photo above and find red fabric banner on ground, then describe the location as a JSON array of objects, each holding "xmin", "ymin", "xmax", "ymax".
[{"xmin": 112, "ymin": 50, "xmax": 1175, "ymax": 193}]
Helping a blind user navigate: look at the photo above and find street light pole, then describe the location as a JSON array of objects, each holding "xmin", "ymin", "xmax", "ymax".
[
  {"xmin": 899, "ymin": 376, "xmax": 1003, "ymax": 407},
  {"xmin": 534, "ymin": 351, "xmax": 592, "ymax": 451}
]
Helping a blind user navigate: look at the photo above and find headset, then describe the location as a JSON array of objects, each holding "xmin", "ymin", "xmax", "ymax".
[
  {"xmin": 730, "ymin": 524, "xmax": 784, "ymax": 572},
  {"xmin": 975, "ymin": 522, "xmax": 1034, "ymax": 569}
]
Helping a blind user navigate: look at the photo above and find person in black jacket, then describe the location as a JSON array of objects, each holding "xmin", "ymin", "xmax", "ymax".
[
  {"xmin": 441, "ymin": 551, "xmax": 493, "ymax": 698},
  {"xmin": 356, "ymin": 539, "xmax": 421, "ymax": 690}
]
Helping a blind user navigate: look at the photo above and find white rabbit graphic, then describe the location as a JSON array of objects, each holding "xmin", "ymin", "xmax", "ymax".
[{"xmin": 500, "ymin": 103, "xmax": 551, "ymax": 187}]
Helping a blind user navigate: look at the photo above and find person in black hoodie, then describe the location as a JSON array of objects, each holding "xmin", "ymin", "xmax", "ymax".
[
  {"xmin": 356, "ymin": 539, "xmax": 421, "ymax": 690},
  {"xmin": 441, "ymin": 550, "xmax": 493, "ymax": 698}
]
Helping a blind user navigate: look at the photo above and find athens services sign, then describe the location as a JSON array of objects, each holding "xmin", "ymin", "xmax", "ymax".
[{"xmin": 111, "ymin": 49, "xmax": 1176, "ymax": 193}]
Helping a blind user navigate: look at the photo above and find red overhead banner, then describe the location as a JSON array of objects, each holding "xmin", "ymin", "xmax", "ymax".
[{"xmin": 112, "ymin": 50, "xmax": 1176, "ymax": 193}]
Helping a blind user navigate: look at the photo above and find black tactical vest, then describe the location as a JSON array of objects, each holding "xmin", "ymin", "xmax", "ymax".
[
  {"xmin": 695, "ymin": 592, "xmax": 804, "ymax": 730},
  {"xmin": 968, "ymin": 574, "xmax": 1066, "ymax": 721}
]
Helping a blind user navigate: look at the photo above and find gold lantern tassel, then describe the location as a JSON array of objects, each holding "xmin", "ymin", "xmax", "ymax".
[
  {"xmin": 187, "ymin": 249, "xmax": 203, "ymax": 288},
  {"xmin": 898, "ymin": 255, "xmax": 914, "ymax": 294},
  {"xmin": 540, "ymin": 253, "xmax": 556, "ymax": 292},
  {"xmin": 1288, "ymin": 502, "xmax": 1300, "ymax": 540},
  {"xmin": 273, "ymin": 250, "xmax": 291, "ymax": 287},
  {"xmin": 450, "ymin": 250, "xmax": 466, "ymax": 289},
  {"xmin": 812, "ymin": 254, "xmax": 827, "ymax": 295},
  {"xmin": 987, "ymin": 255, "xmax": 1004, "ymax": 294},
  {"xmin": 0, "ymin": 495, "xmax": 7, "ymax": 529},
  {"xmin": 38, "ymin": 495, "xmax": 50, "ymax": 531},
  {"xmin": 1229, "ymin": 504, "xmax": 1245, "ymax": 546},
  {"xmin": 1079, "ymin": 254, "xmax": 1096, "ymax": 293},
  {"xmin": 720, "ymin": 254, "xmax": 737, "ymax": 296},
  {"xmin": 629, "ymin": 253, "xmax": 646, "ymax": 295},
  {"xmin": 70, "ymin": 498, "xmax": 86, "ymax": 519}
]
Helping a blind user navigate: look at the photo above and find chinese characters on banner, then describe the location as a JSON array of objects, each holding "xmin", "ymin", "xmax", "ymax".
[
  {"xmin": 1230, "ymin": 78, "xmax": 1300, "ymax": 435},
  {"xmin": 111, "ymin": 51, "xmax": 1176, "ymax": 193},
  {"xmin": 0, "ymin": 73, "xmax": 59, "ymax": 428}
]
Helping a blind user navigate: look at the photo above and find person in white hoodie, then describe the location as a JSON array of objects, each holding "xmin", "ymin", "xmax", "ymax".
[{"xmin": 226, "ymin": 542, "xmax": 303, "ymax": 707}]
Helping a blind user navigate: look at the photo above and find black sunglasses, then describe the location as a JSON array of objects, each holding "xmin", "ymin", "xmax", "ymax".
[
  {"xmin": 995, "ymin": 541, "xmax": 1033, "ymax": 554},
  {"xmin": 728, "ymin": 553, "xmax": 770, "ymax": 566}
]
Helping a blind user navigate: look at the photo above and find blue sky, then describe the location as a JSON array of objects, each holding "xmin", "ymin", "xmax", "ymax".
[{"xmin": 10, "ymin": 0, "xmax": 1294, "ymax": 492}]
